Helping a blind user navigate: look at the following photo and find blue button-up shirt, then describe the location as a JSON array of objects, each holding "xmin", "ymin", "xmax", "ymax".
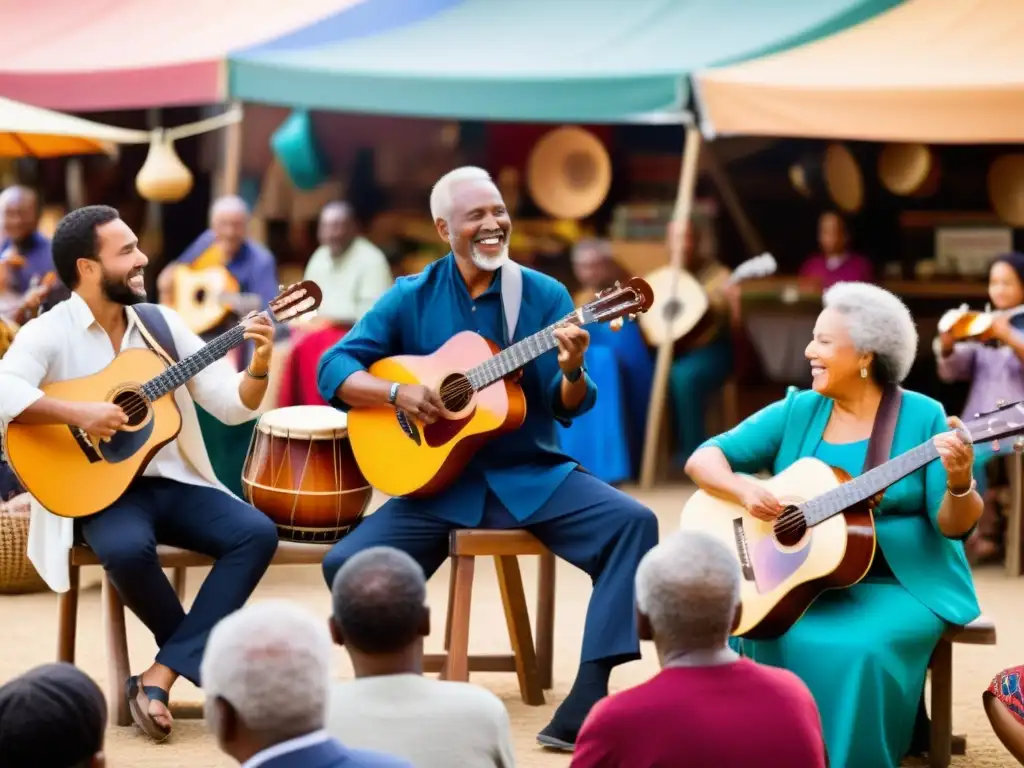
[
  {"xmin": 1, "ymin": 232, "xmax": 54, "ymax": 293},
  {"xmin": 317, "ymin": 254, "xmax": 597, "ymax": 525}
]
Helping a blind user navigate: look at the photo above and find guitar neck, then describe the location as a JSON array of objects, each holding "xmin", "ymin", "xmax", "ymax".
[
  {"xmin": 801, "ymin": 441, "xmax": 940, "ymax": 526},
  {"xmin": 466, "ymin": 325, "xmax": 560, "ymax": 390},
  {"xmin": 141, "ymin": 325, "xmax": 246, "ymax": 400}
]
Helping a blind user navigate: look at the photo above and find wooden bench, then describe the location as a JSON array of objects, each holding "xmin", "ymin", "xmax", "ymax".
[
  {"xmin": 57, "ymin": 529, "xmax": 557, "ymax": 723},
  {"xmin": 928, "ymin": 615, "xmax": 997, "ymax": 767},
  {"xmin": 424, "ymin": 530, "xmax": 556, "ymax": 705},
  {"xmin": 57, "ymin": 541, "xmax": 332, "ymax": 726}
]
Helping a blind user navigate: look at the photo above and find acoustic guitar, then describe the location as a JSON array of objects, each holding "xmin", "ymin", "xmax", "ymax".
[
  {"xmin": 168, "ymin": 265, "xmax": 265, "ymax": 336},
  {"xmin": 638, "ymin": 253, "xmax": 776, "ymax": 350},
  {"xmin": 3, "ymin": 281, "xmax": 323, "ymax": 519},
  {"xmin": 347, "ymin": 277, "xmax": 655, "ymax": 498},
  {"xmin": 678, "ymin": 399, "xmax": 1024, "ymax": 639}
]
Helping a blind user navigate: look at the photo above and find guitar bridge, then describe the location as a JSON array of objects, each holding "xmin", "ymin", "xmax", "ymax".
[
  {"xmin": 396, "ymin": 410, "xmax": 421, "ymax": 446},
  {"xmin": 69, "ymin": 426, "xmax": 103, "ymax": 464},
  {"xmin": 732, "ymin": 518, "xmax": 756, "ymax": 582}
]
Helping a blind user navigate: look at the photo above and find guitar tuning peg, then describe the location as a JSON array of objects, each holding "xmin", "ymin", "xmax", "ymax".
[
  {"xmin": 609, "ymin": 317, "xmax": 624, "ymax": 332},
  {"xmin": 998, "ymin": 399, "xmax": 1008, "ymax": 408},
  {"xmin": 614, "ymin": 280, "xmax": 621, "ymax": 289},
  {"xmin": 628, "ymin": 313, "xmax": 637, "ymax": 321}
]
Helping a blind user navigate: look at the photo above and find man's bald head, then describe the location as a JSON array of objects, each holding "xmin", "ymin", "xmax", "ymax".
[
  {"xmin": 209, "ymin": 195, "xmax": 249, "ymax": 257},
  {"xmin": 318, "ymin": 202, "xmax": 356, "ymax": 254},
  {"xmin": 330, "ymin": 547, "xmax": 428, "ymax": 654},
  {"xmin": 0, "ymin": 186, "xmax": 39, "ymax": 242}
]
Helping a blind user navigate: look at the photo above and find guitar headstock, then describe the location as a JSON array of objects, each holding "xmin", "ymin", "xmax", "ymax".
[
  {"xmin": 574, "ymin": 277, "xmax": 654, "ymax": 329},
  {"xmin": 268, "ymin": 280, "xmax": 323, "ymax": 324},
  {"xmin": 965, "ymin": 400, "xmax": 1024, "ymax": 446}
]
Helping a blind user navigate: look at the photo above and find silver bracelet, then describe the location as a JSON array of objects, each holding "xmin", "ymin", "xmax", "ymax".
[{"xmin": 947, "ymin": 477, "xmax": 977, "ymax": 498}]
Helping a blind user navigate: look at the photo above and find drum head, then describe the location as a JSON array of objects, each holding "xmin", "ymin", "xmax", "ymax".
[{"xmin": 258, "ymin": 405, "xmax": 348, "ymax": 439}]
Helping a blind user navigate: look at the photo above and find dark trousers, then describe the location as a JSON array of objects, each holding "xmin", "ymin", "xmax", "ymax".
[
  {"xmin": 323, "ymin": 469, "xmax": 659, "ymax": 664},
  {"xmin": 77, "ymin": 477, "xmax": 279, "ymax": 685}
]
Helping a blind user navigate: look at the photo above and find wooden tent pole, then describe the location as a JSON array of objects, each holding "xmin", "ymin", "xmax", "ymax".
[
  {"xmin": 639, "ymin": 125, "xmax": 704, "ymax": 490},
  {"xmin": 701, "ymin": 143, "xmax": 765, "ymax": 256}
]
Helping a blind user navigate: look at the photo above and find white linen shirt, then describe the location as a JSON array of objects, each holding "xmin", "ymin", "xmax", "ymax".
[{"xmin": 0, "ymin": 293, "xmax": 256, "ymax": 592}]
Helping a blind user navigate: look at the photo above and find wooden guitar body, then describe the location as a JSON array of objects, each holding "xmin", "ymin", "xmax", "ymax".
[
  {"xmin": 171, "ymin": 265, "xmax": 240, "ymax": 336},
  {"xmin": 346, "ymin": 331, "xmax": 526, "ymax": 498},
  {"xmin": 4, "ymin": 348, "xmax": 182, "ymax": 518},
  {"xmin": 678, "ymin": 457, "xmax": 877, "ymax": 639}
]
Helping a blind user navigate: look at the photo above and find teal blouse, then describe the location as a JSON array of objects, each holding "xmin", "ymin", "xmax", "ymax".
[{"xmin": 699, "ymin": 387, "xmax": 980, "ymax": 626}]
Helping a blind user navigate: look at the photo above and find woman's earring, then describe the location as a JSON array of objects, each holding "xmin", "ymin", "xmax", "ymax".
[{"xmin": 860, "ymin": 367, "xmax": 868, "ymax": 379}]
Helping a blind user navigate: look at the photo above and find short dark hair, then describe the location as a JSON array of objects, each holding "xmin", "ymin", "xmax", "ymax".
[
  {"xmin": 331, "ymin": 547, "xmax": 427, "ymax": 654},
  {"xmin": 51, "ymin": 205, "xmax": 120, "ymax": 289}
]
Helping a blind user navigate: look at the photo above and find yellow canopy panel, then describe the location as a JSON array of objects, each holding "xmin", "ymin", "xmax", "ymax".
[
  {"xmin": 694, "ymin": 0, "xmax": 1024, "ymax": 143},
  {"xmin": 0, "ymin": 96, "xmax": 148, "ymax": 158}
]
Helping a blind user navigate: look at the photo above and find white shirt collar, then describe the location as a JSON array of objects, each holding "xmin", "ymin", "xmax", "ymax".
[
  {"xmin": 65, "ymin": 291, "xmax": 140, "ymax": 336},
  {"xmin": 240, "ymin": 729, "xmax": 331, "ymax": 768}
]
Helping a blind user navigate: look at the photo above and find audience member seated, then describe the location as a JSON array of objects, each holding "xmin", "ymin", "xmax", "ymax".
[
  {"xmin": 570, "ymin": 531, "xmax": 826, "ymax": 768},
  {"xmin": 984, "ymin": 665, "xmax": 1024, "ymax": 765},
  {"xmin": 798, "ymin": 211, "xmax": 874, "ymax": 289},
  {"xmin": 201, "ymin": 600, "xmax": 411, "ymax": 768},
  {"xmin": 327, "ymin": 547, "xmax": 516, "ymax": 768},
  {"xmin": 0, "ymin": 662, "xmax": 107, "ymax": 768}
]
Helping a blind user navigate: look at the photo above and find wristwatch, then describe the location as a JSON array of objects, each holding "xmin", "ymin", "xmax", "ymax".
[{"xmin": 565, "ymin": 366, "xmax": 584, "ymax": 384}]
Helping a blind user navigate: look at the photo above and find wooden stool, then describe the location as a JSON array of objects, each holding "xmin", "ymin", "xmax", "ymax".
[
  {"xmin": 56, "ymin": 541, "xmax": 332, "ymax": 727},
  {"xmin": 927, "ymin": 615, "xmax": 998, "ymax": 767},
  {"xmin": 423, "ymin": 530, "xmax": 556, "ymax": 706}
]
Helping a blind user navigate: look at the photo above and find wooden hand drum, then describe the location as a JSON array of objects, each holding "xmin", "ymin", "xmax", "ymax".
[{"xmin": 242, "ymin": 406, "xmax": 372, "ymax": 542}]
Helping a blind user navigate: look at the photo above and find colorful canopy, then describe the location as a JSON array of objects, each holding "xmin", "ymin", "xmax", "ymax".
[
  {"xmin": 695, "ymin": 0, "xmax": 1024, "ymax": 143},
  {"xmin": 0, "ymin": 0, "xmax": 366, "ymax": 110},
  {"xmin": 228, "ymin": 0, "xmax": 902, "ymax": 123},
  {"xmin": 0, "ymin": 96, "xmax": 149, "ymax": 157}
]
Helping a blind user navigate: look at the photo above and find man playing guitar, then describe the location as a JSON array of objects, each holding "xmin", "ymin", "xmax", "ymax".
[
  {"xmin": 0, "ymin": 206, "xmax": 280, "ymax": 741},
  {"xmin": 317, "ymin": 167, "xmax": 659, "ymax": 751}
]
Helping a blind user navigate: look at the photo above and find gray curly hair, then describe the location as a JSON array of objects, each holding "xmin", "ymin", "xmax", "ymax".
[{"xmin": 822, "ymin": 281, "xmax": 918, "ymax": 384}]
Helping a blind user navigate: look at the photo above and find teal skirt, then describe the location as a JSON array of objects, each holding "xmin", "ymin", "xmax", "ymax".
[{"xmin": 732, "ymin": 579, "xmax": 945, "ymax": 768}]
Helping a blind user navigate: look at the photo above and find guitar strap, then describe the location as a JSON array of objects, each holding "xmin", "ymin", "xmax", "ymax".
[
  {"xmin": 131, "ymin": 304, "xmax": 180, "ymax": 366},
  {"xmin": 500, "ymin": 260, "xmax": 522, "ymax": 345},
  {"xmin": 863, "ymin": 384, "xmax": 903, "ymax": 473}
]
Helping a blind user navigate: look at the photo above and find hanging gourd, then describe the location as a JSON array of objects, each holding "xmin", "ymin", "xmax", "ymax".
[{"xmin": 135, "ymin": 129, "xmax": 193, "ymax": 202}]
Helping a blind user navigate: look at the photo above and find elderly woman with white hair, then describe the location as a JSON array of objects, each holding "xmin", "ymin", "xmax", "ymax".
[{"xmin": 685, "ymin": 282, "xmax": 982, "ymax": 768}]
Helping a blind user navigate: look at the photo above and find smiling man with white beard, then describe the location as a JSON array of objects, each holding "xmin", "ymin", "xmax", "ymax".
[{"xmin": 317, "ymin": 166, "xmax": 659, "ymax": 752}]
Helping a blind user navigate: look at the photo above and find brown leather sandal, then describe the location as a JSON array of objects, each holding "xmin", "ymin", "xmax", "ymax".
[{"xmin": 126, "ymin": 675, "xmax": 172, "ymax": 742}]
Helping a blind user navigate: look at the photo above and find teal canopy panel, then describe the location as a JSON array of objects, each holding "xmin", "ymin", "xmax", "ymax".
[{"xmin": 229, "ymin": 0, "xmax": 902, "ymax": 123}]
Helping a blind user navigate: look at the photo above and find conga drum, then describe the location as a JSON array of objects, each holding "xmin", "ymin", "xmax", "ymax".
[{"xmin": 242, "ymin": 406, "xmax": 372, "ymax": 542}]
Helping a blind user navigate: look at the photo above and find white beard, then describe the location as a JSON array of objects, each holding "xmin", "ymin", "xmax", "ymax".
[{"xmin": 469, "ymin": 241, "xmax": 510, "ymax": 272}]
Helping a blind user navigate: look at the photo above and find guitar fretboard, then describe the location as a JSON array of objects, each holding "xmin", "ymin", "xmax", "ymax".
[
  {"xmin": 466, "ymin": 326, "xmax": 561, "ymax": 390},
  {"xmin": 802, "ymin": 442, "xmax": 939, "ymax": 526},
  {"xmin": 141, "ymin": 325, "xmax": 246, "ymax": 401}
]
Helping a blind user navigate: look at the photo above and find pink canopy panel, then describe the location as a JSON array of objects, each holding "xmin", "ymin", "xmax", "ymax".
[{"xmin": 0, "ymin": 0, "xmax": 363, "ymax": 111}]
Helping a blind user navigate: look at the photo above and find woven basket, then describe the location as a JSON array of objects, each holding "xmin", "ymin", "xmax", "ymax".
[{"xmin": 0, "ymin": 494, "xmax": 48, "ymax": 594}]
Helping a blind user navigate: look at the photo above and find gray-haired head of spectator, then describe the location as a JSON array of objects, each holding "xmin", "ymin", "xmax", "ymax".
[
  {"xmin": 319, "ymin": 201, "xmax": 357, "ymax": 256},
  {"xmin": 634, "ymin": 531, "xmax": 741, "ymax": 661},
  {"xmin": 330, "ymin": 547, "xmax": 430, "ymax": 676},
  {"xmin": 201, "ymin": 600, "xmax": 333, "ymax": 764},
  {"xmin": 0, "ymin": 662, "xmax": 107, "ymax": 767},
  {"xmin": 209, "ymin": 194, "xmax": 249, "ymax": 258},
  {"xmin": 571, "ymin": 238, "xmax": 618, "ymax": 290}
]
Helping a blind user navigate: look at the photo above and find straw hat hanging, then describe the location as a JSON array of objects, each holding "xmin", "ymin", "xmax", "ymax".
[
  {"xmin": 878, "ymin": 143, "xmax": 940, "ymax": 197},
  {"xmin": 988, "ymin": 154, "xmax": 1024, "ymax": 227},
  {"xmin": 527, "ymin": 127, "xmax": 611, "ymax": 220}
]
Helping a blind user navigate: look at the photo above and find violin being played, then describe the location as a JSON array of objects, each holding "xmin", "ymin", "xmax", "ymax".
[{"xmin": 937, "ymin": 302, "xmax": 1024, "ymax": 343}]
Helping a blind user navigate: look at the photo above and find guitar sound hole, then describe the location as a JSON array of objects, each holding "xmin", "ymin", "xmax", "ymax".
[
  {"xmin": 195, "ymin": 288, "xmax": 207, "ymax": 303},
  {"xmin": 773, "ymin": 506, "xmax": 807, "ymax": 548},
  {"xmin": 112, "ymin": 389, "xmax": 150, "ymax": 428},
  {"xmin": 439, "ymin": 373, "xmax": 473, "ymax": 413},
  {"xmin": 662, "ymin": 298, "xmax": 682, "ymax": 320}
]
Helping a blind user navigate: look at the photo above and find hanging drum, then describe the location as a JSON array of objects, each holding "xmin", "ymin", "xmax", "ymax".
[
  {"xmin": 988, "ymin": 154, "xmax": 1024, "ymax": 228},
  {"xmin": 878, "ymin": 143, "xmax": 941, "ymax": 197},
  {"xmin": 526, "ymin": 126, "xmax": 612, "ymax": 220},
  {"xmin": 788, "ymin": 143, "xmax": 865, "ymax": 214},
  {"xmin": 242, "ymin": 406, "xmax": 372, "ymax": 543}
]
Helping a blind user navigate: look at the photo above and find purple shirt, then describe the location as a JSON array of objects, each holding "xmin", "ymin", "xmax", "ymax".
[
  {"xmin": 937, "ymin": 341, "xmax": 1024, "ymax": 420},
  {"xmin": 798, "ymin": 252, "xmax": 875, "ymax": 289},
  {"xmin": 176, "ymin": 229, "xmax": 279, "ymax": 307},
  {"xmin": 0, "ymin": 232, "xmax": 54, "ymax": 293}
]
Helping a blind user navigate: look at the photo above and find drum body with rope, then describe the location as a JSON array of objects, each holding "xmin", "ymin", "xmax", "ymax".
[{"xmin": 242, "ymin": 406, "xmax": 372, "ymax": 542}]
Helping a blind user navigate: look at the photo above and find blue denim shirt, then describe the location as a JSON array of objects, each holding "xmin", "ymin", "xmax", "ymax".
[{"xmin": 318, "ymin": 254, "xmax": 597, "ymax": 525}]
